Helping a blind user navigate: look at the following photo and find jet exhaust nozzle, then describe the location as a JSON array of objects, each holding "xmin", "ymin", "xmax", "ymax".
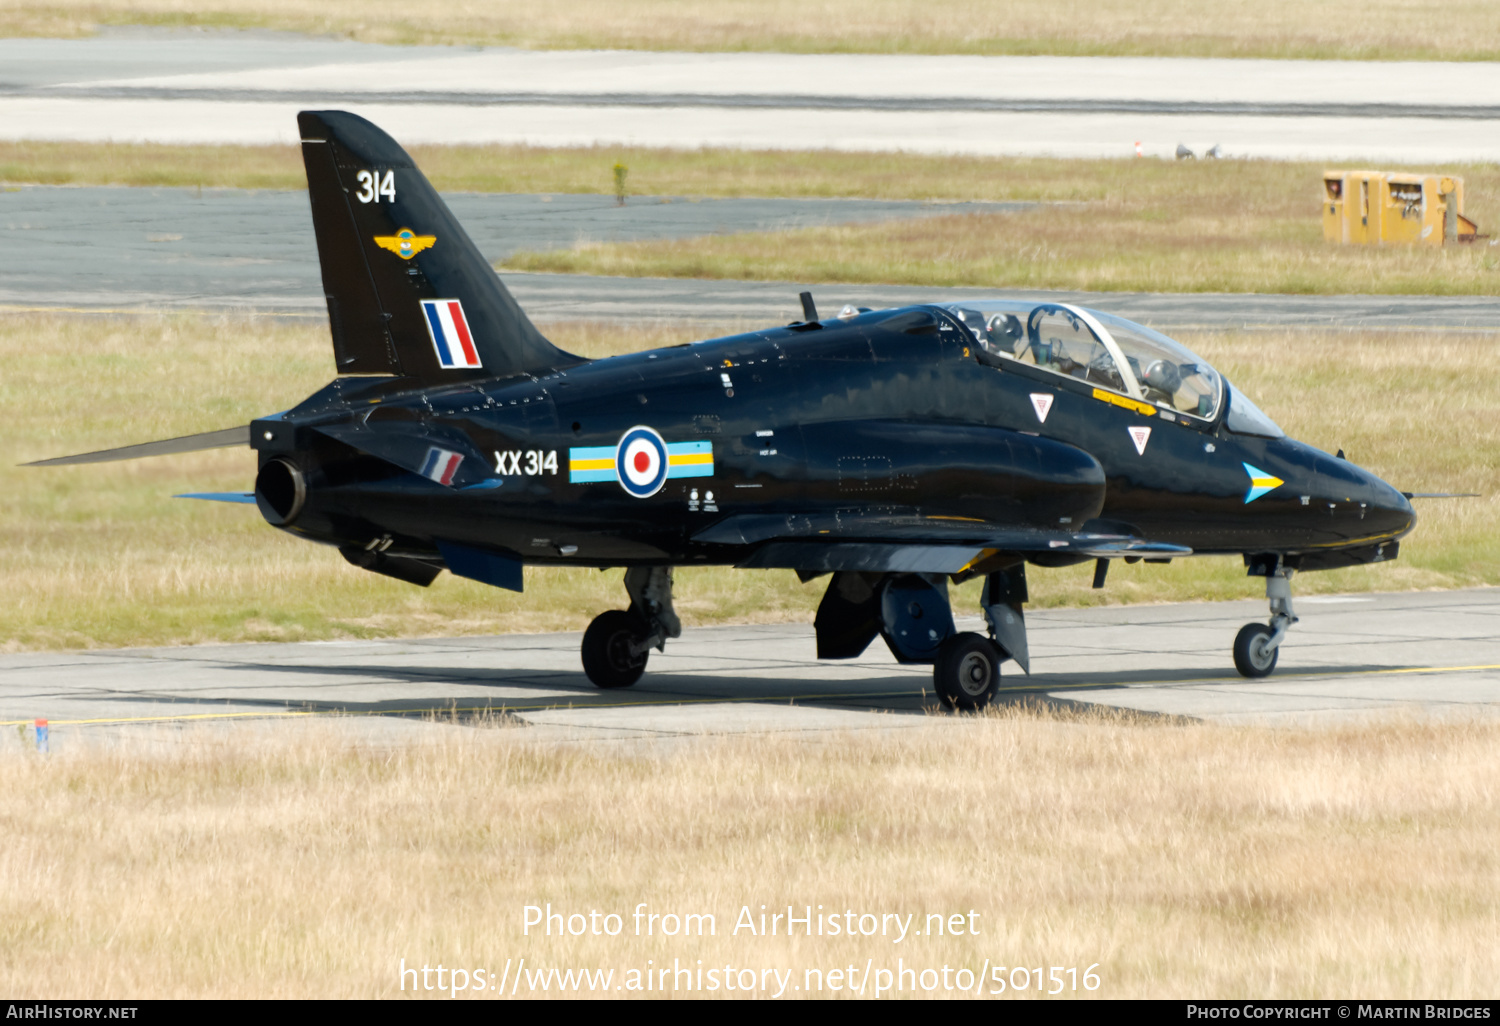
[{"xmin": 255, "ymin": 457, "xmax": 306, "ymax": 525}]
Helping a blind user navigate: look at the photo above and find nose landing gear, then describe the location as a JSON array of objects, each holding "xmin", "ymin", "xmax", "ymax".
[
  {"xmin": 581, "ymin": 567, "xmax": 680, "ymax": 688},
  {"xmin": 1233, "ymin": 565, "xmax": 1297, "ymax": 678}
]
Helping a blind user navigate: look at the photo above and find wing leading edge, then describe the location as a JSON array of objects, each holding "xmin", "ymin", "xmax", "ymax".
[{"xmin": 696, "ymin": 512, "xmax": 1191, "ymax": 575}]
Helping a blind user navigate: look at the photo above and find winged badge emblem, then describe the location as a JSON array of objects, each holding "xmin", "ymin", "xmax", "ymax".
[{"xmin": 373, "ymin": 228, "xmax": 436, "ymax": 260}]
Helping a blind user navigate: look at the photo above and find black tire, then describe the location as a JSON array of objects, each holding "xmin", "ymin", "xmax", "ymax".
[
  {"xmin": 1233, "ymin": 622, "xmax": 1278, "ymax": 678},
  {"xmin": 582, "ymin": 610, "xmax": 649, "ymax": 688},
  {"xmin": 933, "ymin": 632, "xmax": 1002, "ymax": 711}
]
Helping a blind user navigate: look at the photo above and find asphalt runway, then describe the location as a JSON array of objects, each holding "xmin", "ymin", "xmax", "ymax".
[
  {"xmin": 4, "ymin": 589, "xmax": 1498, "ymax": 749},
  {"xmin": 3, "ymin": 29, "xmax": 1499, "ymax": 160},
  {"xmin": 7, "ymin": 184, "xmax": 1500, "ymax": 330}
]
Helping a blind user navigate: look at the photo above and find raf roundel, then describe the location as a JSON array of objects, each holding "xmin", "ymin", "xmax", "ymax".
[{"xmin": 616, "ymin": 426, "xmax": 669, "ymax": 498}]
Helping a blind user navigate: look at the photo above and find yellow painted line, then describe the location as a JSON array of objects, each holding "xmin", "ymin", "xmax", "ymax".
[
  {"xmin": 668, "ymin": 453, "xmax": 713, "ymax": 466},
  {"xmin": 568, "ymin": 458, "xmax": 613, "ymax": 471},
  {"xmin": 1371, "ymin": 663, "xmax": 1500, "ymax": 676}
]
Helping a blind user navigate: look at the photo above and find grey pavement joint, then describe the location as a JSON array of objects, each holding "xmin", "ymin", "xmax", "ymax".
[{"xmin": 4, "ymin": 589, "xmax": 1498, "ymax": 748}]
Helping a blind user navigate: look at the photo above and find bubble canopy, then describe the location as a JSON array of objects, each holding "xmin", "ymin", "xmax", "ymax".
[{"xmin": 941, "ymin": 301, "xmax": 1280, "ymax": 436}]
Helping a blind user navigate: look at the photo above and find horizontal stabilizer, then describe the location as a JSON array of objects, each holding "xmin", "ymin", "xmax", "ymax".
[
  {"xmin": 176, "ymin": 492, "xmax": 256, "ymax": 504},
  {"xmin": 25, "ymin": 426, "xmax": 248, "ymax": 466},
  {"xmin": 1403, "ymin": 492, "xmax": 1480, "ymax": 498}
]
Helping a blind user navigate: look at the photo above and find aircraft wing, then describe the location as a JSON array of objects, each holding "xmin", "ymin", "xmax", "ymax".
[{"xmin": 695, "ymin": 512, "xmax": 1190, "ymax": 575}]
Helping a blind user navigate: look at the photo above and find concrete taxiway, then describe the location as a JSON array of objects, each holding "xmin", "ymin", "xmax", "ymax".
[
  {"xmin": 4, "ymin": 589, "xmax": 1498, "ymax": 747},
  {"xmin": 2, "ymin": 29, "xmax": 1499, "ymax": 160}
]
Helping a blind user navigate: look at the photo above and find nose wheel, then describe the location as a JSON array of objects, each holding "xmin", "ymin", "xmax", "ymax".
[
  {"xmin": 1233, "ymin": 566, "xmax": 1298, "ymax": 678},
  {"xmin": 1233, "ymin": 623, "xmax": 1278, "ymax": 677}
]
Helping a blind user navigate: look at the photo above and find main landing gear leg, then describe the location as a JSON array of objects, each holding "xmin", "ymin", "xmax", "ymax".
[
  {"xmin": 581, "ymin": 567, "xmax": 680, "ymax": 689},
  {"xmin": 1233, "ymin": 567, "xmax": 1298, "ymax": 678}
]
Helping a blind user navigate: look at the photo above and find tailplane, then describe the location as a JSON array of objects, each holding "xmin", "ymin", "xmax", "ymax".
[{"xmin": 298, "ymin": 110, "xmax": 580, "ymax": 381}]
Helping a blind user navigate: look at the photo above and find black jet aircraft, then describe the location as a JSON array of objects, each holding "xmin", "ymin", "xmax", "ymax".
[{"xmin": 33, "ymin": 111, "xmax": 1418, "ymax": 710}]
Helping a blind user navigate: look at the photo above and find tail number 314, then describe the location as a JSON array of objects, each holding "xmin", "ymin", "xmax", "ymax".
[{"xmin": 355, "ymin": 170, "xmax": 396, "ymax": 204}]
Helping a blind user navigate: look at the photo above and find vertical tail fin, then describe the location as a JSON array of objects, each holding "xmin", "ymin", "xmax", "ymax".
[{"xmin": 298, "ymin": 110, "xmax": 581, "ymax": 381}]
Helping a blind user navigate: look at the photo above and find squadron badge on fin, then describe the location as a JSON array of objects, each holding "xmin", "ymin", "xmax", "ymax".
[{"xmin": 374, "ymin": 228, "xmax": 436, "ymax": 260}]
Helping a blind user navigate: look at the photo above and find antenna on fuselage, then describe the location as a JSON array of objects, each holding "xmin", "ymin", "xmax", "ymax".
[{"xmin": 799, "ymin": 291, "xmax": 819, "ymax": 323}]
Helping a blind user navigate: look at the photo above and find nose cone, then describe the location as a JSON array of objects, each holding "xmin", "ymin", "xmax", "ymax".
[
  {"xmin": 1317, "ymin": 452, "xmax": 1416, "ymax": 541},
  {"xmin": 1365, "ymin": 475, "xmax": 1417, "ymax": 539}
]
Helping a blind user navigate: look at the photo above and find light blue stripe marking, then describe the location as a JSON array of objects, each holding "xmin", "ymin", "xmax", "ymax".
[
  {"xmin": 666, "ymin": 441, "xmax": 713, "ymax": 456},
  {"xmin": 667, "ymin": 464, "xmax": 714, "ymax": 480},
  {"xmin": 569, "ymin": 468, "xmax": 617, "ymax": 483},
  {"xmin": 568, "ymin": 446, "xmax": 616, "ymax": 461}
]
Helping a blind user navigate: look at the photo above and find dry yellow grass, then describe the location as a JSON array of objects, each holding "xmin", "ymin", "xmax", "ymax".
[
  {"xmin": 507, "ymin": 159, "xmax": 1500, "ymax": 297},
  {"xmin": 2, "ymin": 708, "xmax": 1497, "ymax": 998},
  {"xmin": 0, "ymin": 142, "xmax": 1358, "ymax": 201},
  {"xmin": 5, "ymin": 311, "xmax": 1498, "ymax": 650},
  {"xmin": 0, "ymin": 140, "xmax": 308, "ymax": 190},
  {"xmin": 5, "ymin": 0, "xmax": 1500, "ymax": 61}
]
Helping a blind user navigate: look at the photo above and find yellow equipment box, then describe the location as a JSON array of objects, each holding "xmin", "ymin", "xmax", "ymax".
[{"xmin": 1323, "ymin": 170, "xmax": 1479, "ymax": 246}]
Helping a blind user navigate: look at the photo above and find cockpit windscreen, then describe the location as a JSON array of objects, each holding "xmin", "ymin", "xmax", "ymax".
[{"xmin": 944, "ymin": 301, "xmax": 1227, "ymax": 422}]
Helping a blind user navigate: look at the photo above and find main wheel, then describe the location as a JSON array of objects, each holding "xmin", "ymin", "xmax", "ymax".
[
  {"xmin": 582, "ymin": 609, "xmax": 650, "ymax": 688},
  {"xmin": 933, "ymin": 632, "xmax": 1002, "ymax": 711},
  {"xmin": 1233, "ymin": 622, "xmax": 1278, "ymax": 678}
]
